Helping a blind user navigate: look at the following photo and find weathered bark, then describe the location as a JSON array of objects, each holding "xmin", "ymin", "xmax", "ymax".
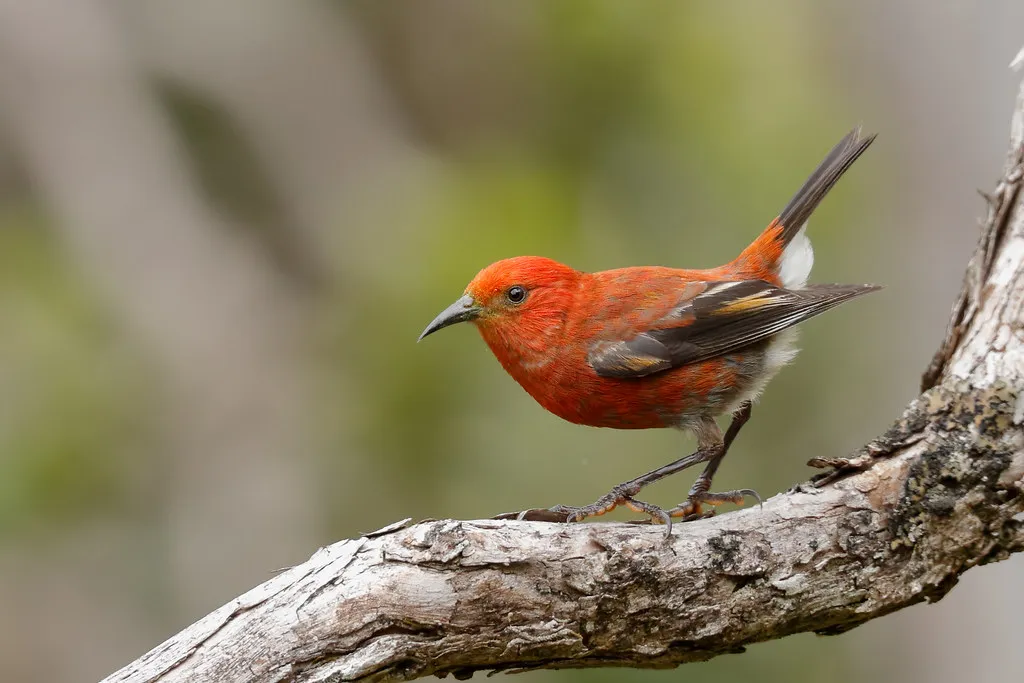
[{"xmin": 100, "ymin": 54, "xmax": 1024, "ymax": 683}]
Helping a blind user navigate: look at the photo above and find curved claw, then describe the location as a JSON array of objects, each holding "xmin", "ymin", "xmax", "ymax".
[
  {"xmin": 623, "ymin": 498, "xmax": 674, "ymax": 540},
  {"xmin": 549, "ymin": 504, "xmax": 587, "ymax": 523},
  {"xmin": 739, "ymin": 488, "xmax": 763, "ymax": 508}
]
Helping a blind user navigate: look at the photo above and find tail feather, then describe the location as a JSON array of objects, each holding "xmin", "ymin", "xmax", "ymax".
[
  {"xmin": 729, "ymin": 127, "xmax": 875, "ymax": 286},
  {"xmin": 777, "ymin": 127, "xmax": 876, "ymax": 246}
]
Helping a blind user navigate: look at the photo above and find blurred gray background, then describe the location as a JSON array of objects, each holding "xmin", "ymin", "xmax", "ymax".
[{"xmin": 0, "ymin": 1, "xmax": 1021, "ymax": 682}]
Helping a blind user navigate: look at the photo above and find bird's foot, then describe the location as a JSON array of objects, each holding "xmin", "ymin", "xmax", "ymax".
[
  {"xmin": 518, "ymin": 495, "xmax": 676, "ymax": 539},
  {"xmin": 524, "ymin": 482, "xmax": 645, "ymax": 523},
  {"xmin": 496, "ymin": 483, "xmax": 677, "ymax": 538},
  {"xmin": 489, "ymin": 488, "xmax": 630, "ymax": 524},
  {"xmin": 668, "ymin": 488, "xmax": 761, "ymax": 520}
]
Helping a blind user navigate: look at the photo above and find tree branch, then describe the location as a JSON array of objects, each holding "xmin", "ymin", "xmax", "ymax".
[{"xmin": 100, "ymin": 57, "xmax": 1024, "ymax": 683}]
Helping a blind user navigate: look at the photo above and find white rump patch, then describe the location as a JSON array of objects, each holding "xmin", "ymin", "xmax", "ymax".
[{"xmin": 778, "ymin": 225, "xmax": 814, "ymax": 289}]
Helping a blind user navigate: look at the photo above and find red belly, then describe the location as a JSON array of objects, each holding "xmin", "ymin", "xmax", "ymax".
[{"xmin": 515, "ymin": 352, "xmax": 765, "ymax": 429}]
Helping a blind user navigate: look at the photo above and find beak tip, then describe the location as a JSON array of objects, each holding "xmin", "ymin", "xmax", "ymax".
[{"xmin": 418, "ymin": 294, "xmax": 478, "ymax": 344}]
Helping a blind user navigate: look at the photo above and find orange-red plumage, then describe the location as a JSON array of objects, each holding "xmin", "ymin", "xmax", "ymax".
[
  {"xmin": 419, "ymin": 128, "xmax": 879, "ymax": 529},
  {"xmin": 466, "ymin": 260, "xmax": 775, "ymax": 430}
]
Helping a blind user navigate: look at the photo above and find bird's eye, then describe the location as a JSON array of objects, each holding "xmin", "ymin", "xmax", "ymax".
[{"xmin": 506, "ymin": 285, "xmax": 527, "ymax": 304}]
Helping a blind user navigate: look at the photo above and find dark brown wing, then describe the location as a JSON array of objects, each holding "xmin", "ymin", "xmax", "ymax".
[{"xmin": 588, "ymin": 281, "xmax": 879, "ymax": 379}]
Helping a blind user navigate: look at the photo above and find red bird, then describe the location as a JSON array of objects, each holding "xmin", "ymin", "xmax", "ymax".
[{"xmin": 419, "ymin": 129, "xmax": 879, "ymax": 532}]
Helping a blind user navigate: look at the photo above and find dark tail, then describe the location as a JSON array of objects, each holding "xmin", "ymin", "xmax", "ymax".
[{"xmin": 776, "ymin": 127, "xmax": 876, "ymax": 246}]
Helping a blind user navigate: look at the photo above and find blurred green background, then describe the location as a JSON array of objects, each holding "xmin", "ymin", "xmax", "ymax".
[{"xmin": 0, "ymin": 1, "xmax": 1022, "ymax": 682}]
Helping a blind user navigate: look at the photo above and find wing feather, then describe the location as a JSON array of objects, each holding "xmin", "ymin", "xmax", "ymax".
[{"xmin": 588, "ymin": 281, "xmax": 878, "ymax": 379}]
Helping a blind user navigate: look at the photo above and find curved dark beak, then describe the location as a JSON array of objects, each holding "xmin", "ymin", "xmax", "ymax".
[{"xmin": 418, "ymin": 294, "xmax": 481, "ymax": 341}]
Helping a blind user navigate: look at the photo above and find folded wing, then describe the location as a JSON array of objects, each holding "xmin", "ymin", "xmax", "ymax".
[{"xmin": 588, "ymin": 280, "xmax": 878, "ymax": 379}]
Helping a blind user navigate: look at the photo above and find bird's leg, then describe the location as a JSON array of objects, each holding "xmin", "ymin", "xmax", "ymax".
[
  {"xmin": 668, "ymin": 402, "xmax": 760, "ymax": 519},
  {"xmin": 505, "ymin": 404, "xmax": 757, "ymax": 534},
  {"xmin": 532, "ymin": 442, "xmax": 723, "ymax": 528}
]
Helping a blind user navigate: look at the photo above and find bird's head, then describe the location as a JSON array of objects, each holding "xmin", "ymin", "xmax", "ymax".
[{"xmin": 418, "ymin": 256, "xmax": 581, "ymax": 354}]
